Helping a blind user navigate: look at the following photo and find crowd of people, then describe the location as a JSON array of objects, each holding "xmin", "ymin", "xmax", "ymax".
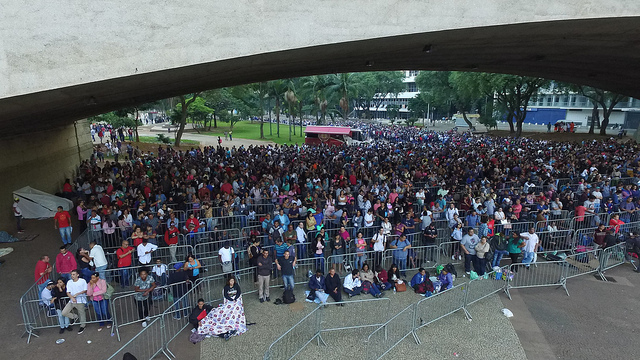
[{"xmin": 31, "ymin": 123, "xmax": 640, "ymax": 341}]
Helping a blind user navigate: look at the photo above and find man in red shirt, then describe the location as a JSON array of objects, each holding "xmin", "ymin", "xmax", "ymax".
[
  {"xmin": 54, "ymin": 206, "xmax": 73, "ymax": 245},
  {"xmin": 116, "ymin": 240, "xmax": 135, "ymax": 288},
  {"xmin": 34, "ymin": 255, "xmax": 52, "ymax": 293},
  {"xmin": 165, "ymin": 222, "xmax": 180, "ymax": 263},
  {"xmin": 55, "ymin": 245, "xmax": 77, "ymax": 282}
]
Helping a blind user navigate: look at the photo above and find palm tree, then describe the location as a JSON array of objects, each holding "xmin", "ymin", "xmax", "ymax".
[
  {"xmin": 304, "ymin": 75, "xmax": 330, "ymax": 125},
  {"xmin": 269, "ymin": 80, "xmax": 287, "ymax": 138},
  {"xmin": 327, "ymin": 73, "xmax": 359, "ymax": 121},
  {"xmin": 285, "ymin": 80, "xmax": 297, "ymax": 142}
]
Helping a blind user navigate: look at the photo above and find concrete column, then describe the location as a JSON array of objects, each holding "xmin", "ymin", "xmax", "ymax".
[{"xmin": 0, "ymin": 119, "xmax": 92, "ymax": 230}]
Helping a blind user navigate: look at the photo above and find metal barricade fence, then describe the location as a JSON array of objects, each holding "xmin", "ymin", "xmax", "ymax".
[
  {"xmin": 160, "ymin": 281, "xmax": 200, "ymax": 358},
  {"xmin": 563, "ymin": 248, "xmax": 600, "ymax": 279},
  {"xmin": 325, "ymin": 249, "xmax": 386, "ymax": 276},
  {"xmin": 153, "ymin": 244, "xmax": 194, "ymax": 265},
  {"xmin": 463, "ymin": 265, "xmax": 510, "ymax": 320},
  {"xmin": 504, "ymin": 261, "xmax": 569, "ymax": 299},
  {"xmin": 110, "ymin": 281, "xmax": 188, "ymax": 341},
  {"xmin": 106, "ymin": 317, "xmax": 165, "ymax": 360},
  {"xmin": 366, "ymin": 304, "xmax": 418, "ymax": 360},
  {"xmin": 413, "ymin": 283, "xmax": 468, "ymax": 340},
  {"xmin": 21, "ymin": 297, "xmax": 114, "ymax": 343},
  {"xmin": 570, "ymin": 214, "xmax": 607, "ymax": 230},
  {"xmin": 437, "ymin": 241, "xmax": 463, "ymax": 266},
  {"xmin": 534, "ymin": 217, "xmax": 573, "ymax": 231},
  {"xmin": 193, "ymin": 237, "xmax": 245, "ymax": 258},
  {"xmin": 536, "ymin": 230, "xmax": 575, "ymax": 252},
  {"xmin": 404, "ymin": 245, "xmax": 440, "ymax": 272},
  {"xmin": 598, "ymin": 242, "xmax": 627, "ymax": 279},
  {"xmin": 319, "ymin": 297, "xmax": 391, "ymax": 332},
  {"xmin": 263, "ymin": 306, "xmax": 322, "ymax": 360}
]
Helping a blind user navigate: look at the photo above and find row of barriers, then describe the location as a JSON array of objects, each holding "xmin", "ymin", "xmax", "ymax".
[{"xmin": 264, "ymin": 242, "xmax": 630, "ymax": 360}]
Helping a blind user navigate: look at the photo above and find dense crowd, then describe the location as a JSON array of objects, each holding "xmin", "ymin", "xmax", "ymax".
[{"xmin": 32, "ymin": 124, "xmax": 640, "ymax": 341}]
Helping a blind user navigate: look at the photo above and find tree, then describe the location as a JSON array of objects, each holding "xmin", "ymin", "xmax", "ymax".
[
  {"xmin": 186, "ymin": 97, "xmax": 214, "ymax": 133},
  {"xmin": 563, "ymin": 85, "xmax": 627, "ymax": 135},
  {"xmin": 269, "ymin": 80, "xmax": 287, "ymax": 137},
  {"xmin": 202, "ymin": 89, "xmax": 233, "ymax": 130},
  {"xmin": 304, "ymin": 75, "xmax": 330, "ymax": 124},
  {"xmin": 415, "ymin": 71, "xmax": 483, "ymax": 129},
  {"xmin": 361, "ymin": 71, "xmax": 405, "ymax": 119},
  {"xmin": 387, "ymin": 104, "xmax": 400, "ymax": 122},
  {"xmin": 484, "ymin": 74, "xmax": 550, "ymax": 137},
  {"xmin": 172, "ymin": 93, "xmax": 200, "ymax": 146},
  {"xmin": 327, "ymin": 73, "xmax": 358, "ymax": 121},
  {"xmin": 285, "ymin": 80, "xmax": 297, "ymax": 142},
  {"xmin": 408, "ymin": 94, "xmax": 430, "ymax": 126},
  {"xmin": 89, "ymin": 112, "xmax": 135, "ymax": 128},
  {"xmin": 113, "ymin": 102, "xmax": 156, "ymax": 142}
]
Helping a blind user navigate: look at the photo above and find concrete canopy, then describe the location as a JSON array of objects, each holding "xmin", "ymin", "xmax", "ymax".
[{"xmin": 1, "ymin": 0, "xmax": 640, "ymax": 135}]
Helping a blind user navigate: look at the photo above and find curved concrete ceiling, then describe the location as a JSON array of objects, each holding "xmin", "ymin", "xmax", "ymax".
[{"xmin": 1, "ymin": 0, "xmax": 639, "ymax": 134}]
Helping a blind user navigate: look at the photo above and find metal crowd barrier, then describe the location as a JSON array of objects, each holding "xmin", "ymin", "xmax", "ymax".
[
  {"xmin": 598, "ymin": 242, "xmax": 627, "ymax": 280},
  {"xmin": 414, "ymin": 283, "xmax": 468, "ymax": 338},
  {"xmin": 106, "ymin": 317, "xmax": 165, "ymax": 360},
  {"xmin": 366, "ymin": 304, "xmax": 418, "ymax": 360},
  {"xmin": 504, "ymin": 261, "xmax": 570, "ymax": 299}
]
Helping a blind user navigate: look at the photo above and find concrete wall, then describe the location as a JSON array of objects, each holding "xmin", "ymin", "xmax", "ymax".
[{"xmin": 0, "ymin": 120, "xmax": 92, "ymax": 230}]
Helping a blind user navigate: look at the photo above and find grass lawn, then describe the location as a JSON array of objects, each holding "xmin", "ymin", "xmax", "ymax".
[
  {"xmin": 138, "ymin": 135, "xmax": 200, "ymax": 146},
  {"xmin": 199, "ymin": 121, "xmax": 305, "ymax": 145}
]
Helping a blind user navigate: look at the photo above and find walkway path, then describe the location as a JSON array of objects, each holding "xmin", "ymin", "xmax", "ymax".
[{"xmin": 137, "ymin": 125, "xmax": 275, "ymax": 148}]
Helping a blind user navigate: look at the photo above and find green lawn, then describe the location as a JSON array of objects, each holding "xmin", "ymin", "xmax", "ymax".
[
  {"xmin": 200, "ymin": 121, "xmax": 305, "ymax": 145},
  {"xmin": 138, "ymin": 135, "xmax": 200, "ymax": 146}
]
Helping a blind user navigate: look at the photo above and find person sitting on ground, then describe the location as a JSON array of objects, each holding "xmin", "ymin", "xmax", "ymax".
[
  {"xmin": 343, "ymin": 269, "xmax": 363, "ymax": 298},
  {"xmin": 307, "ymin": 269, "xmax": 327, "ymax": 303},
  {"xmin": 189, "ymin": 298, "xmax": 213, "ymax": 330},
  {"xmin": 387, "ymin": 263, "xmax": 402, "ymax": 285},
  {"xmin": 325, "ymin": 268, "xmax": 343, "ymax": 305},
  {"xmin": 359, "ymin": 263, "xmax": 382, "ymax": 298},
  {"xmin": 374, "ymin": 264, "xmax": 392, "ymax": 291},
  {"xmin": 410, "ymin": 268, "xmax": 434, "ymax": 295},
  {"xmin": 437, "ymin": 267, "xmax": 453, "ymax": 291}
]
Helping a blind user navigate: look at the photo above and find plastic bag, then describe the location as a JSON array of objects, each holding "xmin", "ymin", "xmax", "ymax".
[
  {"xmin": 501, "ymin": 308, "xmax": 514, "ymax": 318},
  {"xmin": 469, "ymin": 271, "xmax": 478, "ymax": 280}
]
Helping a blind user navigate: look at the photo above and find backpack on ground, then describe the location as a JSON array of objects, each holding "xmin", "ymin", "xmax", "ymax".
[
  {"xmin": 282, "ymin": 288, "xmax": 295, "ymax": 304},
  {"xmin": 445, "ymin": 263, "xmax": 457, "ymax": 277}
]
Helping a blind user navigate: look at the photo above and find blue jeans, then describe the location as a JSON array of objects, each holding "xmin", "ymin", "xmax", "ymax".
[
  {"xmin": 283, "ymin": 275, "xmax": 295, "ymax": 290},
  {"xmin": 395, "ymin": 258, "xmax": 407, "ymax": 276},
  {"xmin": 92, "ymin": 299, "xmax": 111, "ymax": 326},
  {"xmin": 172, "ymin": 295, "xmax": 190, "ymax": 319},
  {"xmin": 367, "ymin": 282, "xmax": 381, "ymax": 296},
  {"xmin": 119, "ymin": 268, "xmax": 130, "ymax": 288},
  {"xmin": 522, "ymin": 251, "xmax": 535, "ymax": 266},
  {"xmin": 314, "ymin": 253, "xmax": 325, "ymax": 272},
  {"xmin": 56, "ymin": 309, "xmax": 70, "ymax": 329},
  {"xmin": 355, "ymin": 253, "xmax": 367, "ymax": 271},
  {"xmin": 345, "ymin": 286, "xmax": 362, "ymax": 296},
  {"xmin": 59, "ymin": 226, "xmax": 72, "ymax": 245},
  {"xmin": 95, "ymin": 265, "xmax": 107, "ymax": 280},
  {"xmin": 492, "ymin": 250, "xmax": 510, "ymax": 268},
  {"xmin": 59, "ymin": 273, "xmax": 71, "ymax": 283},
  {"xmin": 297, "ymin": 243, "xmax": 307, "ymax": 260}
]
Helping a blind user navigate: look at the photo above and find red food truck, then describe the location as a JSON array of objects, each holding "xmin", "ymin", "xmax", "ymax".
[{"xmin": 304, "ymin": 126, "xmax": 366, "ymax": 146}]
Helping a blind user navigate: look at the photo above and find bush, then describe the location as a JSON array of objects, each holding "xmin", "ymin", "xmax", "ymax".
[{"xmin": 156, "ymin": 134, "xmax": 172, "ymax": 144}]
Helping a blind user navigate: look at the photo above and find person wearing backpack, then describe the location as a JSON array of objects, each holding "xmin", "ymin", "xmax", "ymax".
[{"xmin": 490, "ymin": 232, "xmax": 509, "ymax": 268}]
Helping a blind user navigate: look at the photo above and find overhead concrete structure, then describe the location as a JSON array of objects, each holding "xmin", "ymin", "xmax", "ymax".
[{"xmin": 1, "ymin": 0, "xmax": 640, "ymax": 135}]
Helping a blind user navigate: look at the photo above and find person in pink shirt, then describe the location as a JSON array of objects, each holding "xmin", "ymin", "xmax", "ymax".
[
  {"xmin": 56, "ymin": 245, "xmax": 77, "ymax": 282},
  {"xmin": 512, "ymin": 199, "xmax": 523, "ymax": 220},
  {"xmin": 76, "ymin": 200, "xmax": 88, "ymax": 232},
  {"xmin": 86, "ymin": 272, "xmax": 112, "ymax": 331}
]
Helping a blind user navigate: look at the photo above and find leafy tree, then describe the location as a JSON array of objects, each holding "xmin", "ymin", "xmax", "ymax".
[
  {"xmin": 405, "ymin": 117, "xmax": 418, "ymax": 127},
  {"xmin": 186, "ymin": 97, "xmax": 214, "ymax": 132},
  {"xmin": 269, "ymin": 80, "xmax": 287, "ymax": 137},
  {"xmin": 387, "ymin": 104, "xmax": 400, "ymax": 121},
  {"xmin": 304, "ymin": 75, "xmax": 330, "ymax": 124},
  {"xmin": 556, "ymin": 83, "xmax": 626, "ymax": 135},
  {"xmin": 408, "ymin": 94, "xmax": 430, "ymax": 126},
  {"xmin": 113, "ymin": 102, "xmax": 157, "ymax": 142},
  {"xmin": 354, "ymin": 71, "xmax": 405, "ymax": 119},
  {"xmin": 485, "ymin": 74, "xmax": 550, "ymax": 136},
  {"xmin": 172, "ymin": 94, "xmax": 200, "ymax": 146},
  {"xmin": 202, "ymin": 89, "xmax": 233, "ymax": 130},
  {"xmin": 327, "ymin": 73, "xmax": 358, "ymax": 120},
  {"xmin": 89, "ymin": 112, "xmax": 135, "ymax": 128},
  {"xmin": 415, "ymin": 71, "xmax": 483, "ymax": 129}
]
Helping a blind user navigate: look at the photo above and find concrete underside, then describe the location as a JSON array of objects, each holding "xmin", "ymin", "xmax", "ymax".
[
  {"xmin": 0, "ymin": 120, "xmax": 92, "ymax": 229},
  {"xmin": 1, "ymin": 0, "xmax": 640, "ymax": 135}
]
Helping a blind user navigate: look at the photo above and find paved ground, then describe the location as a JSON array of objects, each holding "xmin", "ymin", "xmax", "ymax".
[{"xmin": 137, "ymin": 125, "xmax": 275, "ymax": 148}]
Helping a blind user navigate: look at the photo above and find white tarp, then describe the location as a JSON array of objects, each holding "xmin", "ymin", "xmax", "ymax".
[{"xmin": 12, "ymin": 186, "xmax": 73, "ymax": 219}]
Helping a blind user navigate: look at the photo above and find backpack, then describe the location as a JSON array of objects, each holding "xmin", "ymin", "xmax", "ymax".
[
  {"xmin": 282, "ymin": 288, "xmax": 295, "ymax": 304},
  {"xmin": 445, "ymin": 263, "xmax": 457, "ymax": 277},
  {"xmin": 189, "ymin": 331, "xmax": 206, "ymax": 344},
  {"xmin": 103, "ymin": 283, "xmax": 115, "ymax": 300}
]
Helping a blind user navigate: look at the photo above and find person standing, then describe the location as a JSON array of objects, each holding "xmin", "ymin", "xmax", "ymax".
[
  {"xmin": 164, "ymin": 222, "xmax": 180, "ymax": 263},
  {"xmin": 168, "ymin": 263, "xmax": 192, "ymax": 320},
  {"xmin": 76, "ymin": 200, "xmax": 88, "ymax": 233},
  {"xmin": 86, "ymin": 241, "xmax": 108, "ymax": 280},
  {"xmin": 137, "ymin": 237, "xmax": 158, "ymax": 266},
  {"xmin": 34, "ymin": 255, "xmax": 53, "ymax": 293},
  {"xmin": 389, "ymin": 234, "xmax": 411, "ymax": 277},
  {"xmin": 276, "ymin": 250, "xmax": 296, "ymax": 290},
  {"xmin": 295, "ymin": 222, "xmax": 307, "ymax": 260},
  {"xmin": 13, "ymin": 197, "xmax": 24, "ymax": 233},
  {"xmin": 62, "ymin": 269, "xmax": 88, "ymax": 334},
  {"xmin": 490, "ymin": 233, "xmax": 510, "ymax": 268},
  {"xmin": 474, "ymin": 236, "xmax": 490, "ymax": 276},
  {"xmin": 86, "ymin": 272, "xmax": 112, "ymax": 331},
  {"xmin": 248, "ymin": 237, "xmax": 262, "ymax": 283},
  {"xmin": 55, "ymin": 245, "xmax": 77, "ymax": 283},
  {"xmin": 218, "ymin": 243, "xmax": 235, "ymax": 273},
  {"xmin": 371, "ymin": 228, "xmax": 387, "ymax": 269},
  {"xmin": 460, "ymin": 228, "xmax": 480, "ymax": 275},
  {"xmin": 134, "ymin": 269, "xmax": 156, "ymax": 328},
  {"xmin": 116, "ymin": 240, "xmax": 135, "ymax": 288},
  {"xmin": 54, "ymin": 206, "xmax": 73, "ymax": 245},
  {"xmin": 519, "ymin": 227, "xmax": 539, "ymax": 269},
  {"xmin": 256, "ymin": 249, "xmax": 272, "ymax": 302}
]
